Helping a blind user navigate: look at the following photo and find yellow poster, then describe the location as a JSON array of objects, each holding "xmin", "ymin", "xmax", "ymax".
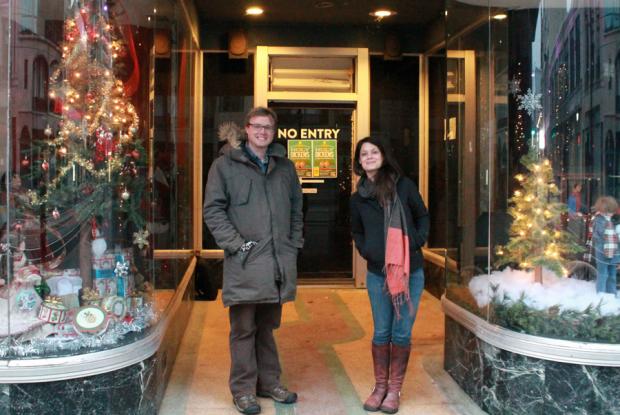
[
  {"xmin": 312, "ymin": 140, "xmax": 337, "ymax": 178},
  {"xmin": 287, "ymin": 140, "xmax": 313, "ymax": 178}
]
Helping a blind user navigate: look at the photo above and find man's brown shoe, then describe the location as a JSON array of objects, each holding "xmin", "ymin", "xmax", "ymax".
[
  {"xmin": 233, "ymin": 393, "xmax": 261, "ymax": 414},
  {"xmin": 257, "ymin": 385, "xmax": 298, "ymax": 404}
]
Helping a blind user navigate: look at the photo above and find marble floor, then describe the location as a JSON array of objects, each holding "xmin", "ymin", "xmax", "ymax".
[{"xmin": 160, "ymin": 288, "xmax": 485, "ymax": 415}]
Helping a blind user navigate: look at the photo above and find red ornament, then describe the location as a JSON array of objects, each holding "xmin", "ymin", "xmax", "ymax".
[
  {"xmin": 94, "ymin": 127, "xmax": 116, "ymax": 162},
  {"xmin": 58, "ymin": 146, "xmax": 67, "ymax": 157},
  {"xmin": 88, "ymin": 28, "xmax": 97, "ymax": 41},
  {"xmin": 21, "ymin": 157, "xmax": 30, "ymax": 168},
  {"xmin": 86, "ymin": 92, "xmax": 95, "ymax": 104},
  {"xmin": 91, "ymin": 217, "xmax": 98, "ymax": 239},
  {"xmin": 41, "ymin": 160, "xmax": 49, "ymax": 171},
  {"xmin": 131, "ymin": 150, "xmax": 140, "ymax": 159}
]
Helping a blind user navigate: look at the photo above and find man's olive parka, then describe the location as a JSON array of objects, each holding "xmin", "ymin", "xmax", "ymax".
[{"xmin": 203, "ymin": 132, "xmax": 304, "ymax": 307}]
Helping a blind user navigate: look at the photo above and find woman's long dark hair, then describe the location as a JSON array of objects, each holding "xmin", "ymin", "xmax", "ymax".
[{"xmin": 353, "ymin": 136, "xmax": 402, "ymax": 207}]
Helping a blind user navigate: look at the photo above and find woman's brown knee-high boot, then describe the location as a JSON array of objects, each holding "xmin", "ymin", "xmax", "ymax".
[
  {"xmin": 363, "ymin": 343, "xmax": 390, "ymax": 411},
  {"xmin": 379, "ymin": 344, "xmax": 411, "ymax": 414}
]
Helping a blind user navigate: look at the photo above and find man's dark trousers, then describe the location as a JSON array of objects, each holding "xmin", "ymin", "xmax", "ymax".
[{"xmin": 229, "ymin": 303, "xmax": 283, "ymax": 397}]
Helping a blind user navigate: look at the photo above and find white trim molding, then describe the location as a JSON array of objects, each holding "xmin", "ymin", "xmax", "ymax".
[
  {"xmin": 442, "ymin": 295, "xmax": 620, "ymax": 367},
  {"xmin": 0, "ymin": 258, "xmax": 196, "ymax": 383},
  {"xmin": 253, "ymin": 46, "xmax": 370, "ymax": 289}
]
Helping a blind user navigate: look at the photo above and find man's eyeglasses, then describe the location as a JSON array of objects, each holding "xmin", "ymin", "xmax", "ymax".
[{"xmin": 248, "ymin": 123, "xmax": 275, "ymax": 132}]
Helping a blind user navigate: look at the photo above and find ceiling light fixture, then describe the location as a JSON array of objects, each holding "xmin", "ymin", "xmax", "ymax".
[
  {"xmin": 314, "ymin": 1, "xmax": 335, "ymax": 8},
  {"xmin": 493, "ymin": 13, "xmax": 507, "ymax": 20},
  {"xmin": 246, "ymin": 7, "xmax": 264, "ymax": 16},
  {"xmin": 371, "ymin": 9, "xmax": 396, "ymax": 19}
]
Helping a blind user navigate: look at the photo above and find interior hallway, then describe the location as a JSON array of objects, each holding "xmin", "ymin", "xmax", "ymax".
[{"xmin": 160, "ymin": 288, "xmax": 485, "ymax": 415}]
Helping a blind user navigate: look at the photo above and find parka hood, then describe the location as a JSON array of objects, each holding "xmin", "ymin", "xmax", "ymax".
[{"xmin": 217, "ymin": 121, "xmax": 286, "ymax": 160}]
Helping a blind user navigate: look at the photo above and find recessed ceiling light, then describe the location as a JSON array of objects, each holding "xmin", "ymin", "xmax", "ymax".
[
  {"xmin": 246, "ymin": 7, "xmax": 264, "ymax": 16},
  {"xmin": 314, "ymin": 1, "xmax": 335, "ymax": 8},
  {"xmin": 370, "ymin": 9, "xmax": 396, "ymax": 18},
  {"xmin": 493, "ymin": 13, "xmax": 507, "ymax": 20}
]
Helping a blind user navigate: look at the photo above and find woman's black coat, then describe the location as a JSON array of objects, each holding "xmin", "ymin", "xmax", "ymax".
[{"xmin": 350, "ymin": 176, "xmax": 430, "ymax": 275}]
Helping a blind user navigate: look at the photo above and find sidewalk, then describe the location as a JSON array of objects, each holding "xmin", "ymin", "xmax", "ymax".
[{"xmin": 160, "ymin": 288, "xmax": 485, "ymax": 415}]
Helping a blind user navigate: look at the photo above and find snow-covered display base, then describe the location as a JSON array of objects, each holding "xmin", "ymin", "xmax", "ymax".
[{"xmin": 469, "ymin": 268, "xmax": 620, "ymax": 316}]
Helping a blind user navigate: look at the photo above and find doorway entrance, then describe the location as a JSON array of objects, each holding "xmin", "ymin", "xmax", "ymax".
[
  {"xmin": 254, "ymin": 46, "xmax": 370, "ymax": 286},
  {"xmin": 272, "ymin": 106, "xmax": 354, "ymax": 279}
]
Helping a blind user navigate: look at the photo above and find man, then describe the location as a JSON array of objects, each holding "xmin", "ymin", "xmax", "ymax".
[{"xmin": 203, "ymin": 107, "xmax": 304, "ymax": 415}]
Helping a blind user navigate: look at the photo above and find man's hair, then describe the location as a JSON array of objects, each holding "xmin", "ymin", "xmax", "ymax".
[
  {"xmin": 244, "ymin": 106, "xmax": 278, "ymax": 126},
  {"xmin": 594, "ymin": 196, "xmax": 619, "ymax": 214}
]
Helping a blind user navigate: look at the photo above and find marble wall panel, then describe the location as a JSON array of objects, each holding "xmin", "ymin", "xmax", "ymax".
[
  {"xmin": 5, "ymin": 357, "xmax": 158, "ymax": 414},
  {"xmin": 444, "ymin": 316, "xmax": 620, "ymax": 415},
  {"xmin": 444, "ymin": 316, "xmax": 485, "ymax": 404},
  {"xmin": 544, "ymin": 362, "xmax": 620, "ymax": 415}
]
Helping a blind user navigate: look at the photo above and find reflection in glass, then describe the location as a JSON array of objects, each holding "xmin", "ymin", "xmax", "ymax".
[
  {"xmin": 446, "ymin": 1, "xmax": 620, "ymax": 343},
  {"xmin": 0, "ymin": 0, "xmax": 196, "ymax": 358}
]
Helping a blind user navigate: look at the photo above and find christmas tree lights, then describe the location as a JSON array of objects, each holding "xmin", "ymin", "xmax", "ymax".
[
  {"xmin": 496, "ymin": 150, "xmax": 582, "ymax": 282},
  {"xmin": 22, "ymin": 0, "xmax": 146, "ymax": 236}
]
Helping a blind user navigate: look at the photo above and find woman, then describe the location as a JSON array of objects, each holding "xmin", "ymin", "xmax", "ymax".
[
  {"xmin": 350, "ymin": 136, "xmax": 429, "ymax": 414},
  {"xmin": 591, "ymin": 196, "xmax": 618, "ymax": 294}
]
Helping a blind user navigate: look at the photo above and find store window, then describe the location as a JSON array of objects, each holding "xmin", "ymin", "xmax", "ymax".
[
  {"xmin": 18, "ymin": 0, "xmax": 38, "ymax": 34},
  {"xmin": 0, "ymin": 0, "xmax": 197, "ymax": 359},
  {"xmin": 427, "ymin": 55, "xmax": 449, "ymax": 250},
  {"xmin": 446, "ymin": 1, "xmax": 620, "ymax": 344},
  {"xmin": 202, "ymin": 53, "xmax": 254, "ymax": 250},
  {"xmin": 370, "ymin": 56, "xmax": 420, "ymax": 184},
  {"xmin": 31, "ymin": 55, "xmax": 48, "ymax": 112}
]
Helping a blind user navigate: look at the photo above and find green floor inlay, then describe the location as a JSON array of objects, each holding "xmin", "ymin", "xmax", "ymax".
[{"xmin": 275, "ymin": 290, "xmax": 369, "ymax": 415}]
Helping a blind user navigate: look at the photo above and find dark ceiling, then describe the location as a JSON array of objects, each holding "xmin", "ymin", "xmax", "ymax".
[{"xmin": 194, "ymin": 0, "xmax": 445, "ymax": 27}]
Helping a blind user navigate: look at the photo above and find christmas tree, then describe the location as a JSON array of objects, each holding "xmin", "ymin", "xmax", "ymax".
[
  {"xmin": 496, "ymin": 149, "xmax": 582, "ymax": 282},
  {"xmin": 21, "ymin": 0, "xmax": 146, "ymax": 255}
]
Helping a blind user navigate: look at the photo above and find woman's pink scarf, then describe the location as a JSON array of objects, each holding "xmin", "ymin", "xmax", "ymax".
[{"xmin": 384, "ymin": 195, "xmax": 412, "ymax": 318}]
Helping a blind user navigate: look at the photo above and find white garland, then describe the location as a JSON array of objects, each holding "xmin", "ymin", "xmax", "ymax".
[{"xmin": 0, "ymin": 304, "xmax": 156, "ymax": 358}]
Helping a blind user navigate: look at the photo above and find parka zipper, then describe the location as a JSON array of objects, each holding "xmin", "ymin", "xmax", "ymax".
[
  {"xmin": 240, "ymin": 153, "xmax": 283, "ymax": 303},
  {"xmin": 262, "ymin": 168, "xmax": 283, "ymax": 303}
]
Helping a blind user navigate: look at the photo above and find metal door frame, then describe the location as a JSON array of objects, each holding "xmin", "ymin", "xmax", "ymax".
[{"xmin": 254, "ymin": 46, "xmax": 370, "ymax": 287}]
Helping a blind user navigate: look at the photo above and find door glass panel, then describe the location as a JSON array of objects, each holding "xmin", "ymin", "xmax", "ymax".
[{"xmin": 272, "ymin": 107, "xmax": 353, "ymax": 279}]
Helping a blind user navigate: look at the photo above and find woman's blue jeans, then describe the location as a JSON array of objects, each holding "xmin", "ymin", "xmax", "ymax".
[{"xmin": 366, "ymin": 268, "xmax": 425, "ymax": 347}]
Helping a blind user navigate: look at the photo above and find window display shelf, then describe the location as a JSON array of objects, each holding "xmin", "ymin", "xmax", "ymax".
[{"xmin": 0, "ymin": 259, "xmax": 195, "ymax": 383}]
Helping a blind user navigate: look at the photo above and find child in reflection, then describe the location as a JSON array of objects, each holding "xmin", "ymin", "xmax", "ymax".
[
  {"xmin": 350, "ymin": 136, "xmax": 429, "ymax": 414},
  {"xmin": 568, "ymin": 183, "xmax": 585, "ymax": 216},
  {"xmin": 591, "ymin": 196, "xmax": 619, "ymax": 294}
]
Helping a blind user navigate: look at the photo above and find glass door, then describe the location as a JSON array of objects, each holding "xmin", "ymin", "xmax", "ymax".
[{"xmin": 272, "ymin": 106, "xmax": 354, "ymax": 280}]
